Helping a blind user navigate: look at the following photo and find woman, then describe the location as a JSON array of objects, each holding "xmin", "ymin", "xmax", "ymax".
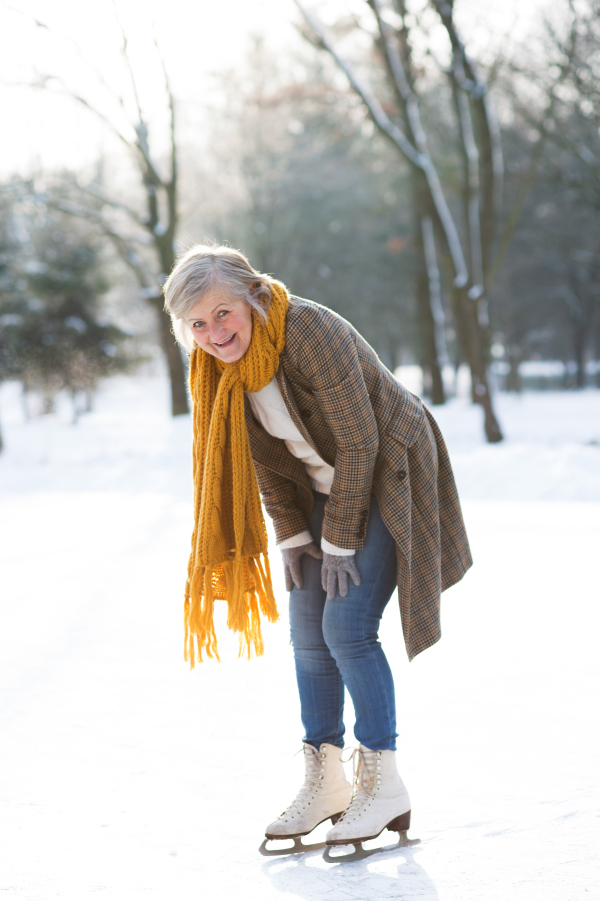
[{"xmin": 164, "ymin": 245, "xmax": 472, "ymax": 859}]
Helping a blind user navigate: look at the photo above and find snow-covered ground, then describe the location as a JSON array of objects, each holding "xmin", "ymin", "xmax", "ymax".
[{"xmin": 1, "ymin": 376, "xmax": 599, "ymax": 901}]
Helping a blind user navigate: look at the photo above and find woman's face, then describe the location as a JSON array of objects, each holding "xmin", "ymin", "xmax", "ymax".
[{"xmin": 186, "ymin": 292, "xmax": 253, "ymax": 363}]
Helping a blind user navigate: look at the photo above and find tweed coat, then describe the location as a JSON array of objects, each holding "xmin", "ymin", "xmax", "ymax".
[{"xmin": 244, "ymin": 295, "xmax": 472, "ymax": 661}]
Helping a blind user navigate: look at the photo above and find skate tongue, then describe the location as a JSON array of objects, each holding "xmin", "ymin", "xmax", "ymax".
[{"xmin": 353, "ymin": 746, "xmax": 377, "ymax": 791}]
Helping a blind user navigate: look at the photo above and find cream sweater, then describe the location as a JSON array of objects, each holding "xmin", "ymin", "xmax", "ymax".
[{"xmin": 246, "ymin": 377, "xmax": 353, "ymax": 555}]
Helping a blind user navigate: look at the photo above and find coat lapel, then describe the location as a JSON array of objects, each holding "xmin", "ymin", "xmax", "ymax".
[{"xmin": 275, "ymin": 366, "xmax": 320, "ymax": 453}]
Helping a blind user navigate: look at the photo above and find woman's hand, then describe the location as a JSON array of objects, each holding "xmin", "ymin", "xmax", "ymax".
[
  {"xmin": 321, "ymin": 552, "xmax": 361, "ymax": 600},
  {"xmin": 281, "ymin": 542, "xmax": 323, "ymax": 591}
]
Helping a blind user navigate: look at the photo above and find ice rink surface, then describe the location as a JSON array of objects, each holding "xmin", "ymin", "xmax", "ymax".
[{"xmin": 1, "ymin": 377, "xmax": 599, "ymax": 900}]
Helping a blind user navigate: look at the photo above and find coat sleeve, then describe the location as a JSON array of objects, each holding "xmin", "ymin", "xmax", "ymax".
[
  {"xmin": 294, "ymin": 311, "xmax": 380, "ymax": 550},
  {"xmin": 253, "ymin": 459, "xmax": 312, "ymax": 544}
]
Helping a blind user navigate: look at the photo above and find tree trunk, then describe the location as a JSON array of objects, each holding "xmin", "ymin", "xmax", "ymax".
[
  {"xmin": 452, "ymin": 285, "xmax": 503, "ymax": 442},
  {"xmin": 415, "ymin": 242, "xmax": 445, "ymax": 404},
  {"xmin": 152, "ymin": 229, "xmax": 189, "ymax": 416},
  {"xmin": 42, "ymin": 391, "xmax": 55, "ymax": 415},
  {"xmin": 21, "ymin": 386, "xmax": 30, "ymax": 421},
  {"xmin": 573, "ymin": 321, "xmax": 586, "ymax": 389},
  {"xmin": 506, "ymin": 344, "xmax": 522, "ymax": 393},
  {"xmin": 412, "ymin": 180, "xmax": 445, "ymax": 404},
  {"xmin": 153, "ymin": 299, "xmax": 189, "ymax": 416},
  {"xmin": 421, "ymin": 215, "xmax": 448, "ymax": 404},
  {"xmin": 71, "ymin": 389, "xmax": 80, "ymax": 425}
]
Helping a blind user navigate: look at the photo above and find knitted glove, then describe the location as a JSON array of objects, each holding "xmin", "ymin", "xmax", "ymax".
[
  {"xmin": 321, "ymin": 552, "xmax": 361, "ymax": 600},
  {"xmin": 281, "ymin": 542, "xmax": 323, "ymax": 591}
]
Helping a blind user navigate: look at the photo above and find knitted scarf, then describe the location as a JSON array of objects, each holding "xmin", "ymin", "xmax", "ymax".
[{"xmin": 184, "ymin": 280, "xmax": 289, "ymax": 667}]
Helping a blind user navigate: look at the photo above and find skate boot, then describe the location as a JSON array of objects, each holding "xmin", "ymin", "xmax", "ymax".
[
  {"xmin": 324, "ymin": 744, "xmax": 420, "ymax": 862},
  {"xmin": 259, "ymin": 743, "xmax": 352, "ymax": 856}
]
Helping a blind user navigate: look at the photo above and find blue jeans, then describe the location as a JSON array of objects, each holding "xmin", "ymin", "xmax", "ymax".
[{"xmin": 289, "ymin": 491, "xmax": 399, "ymax": 751}]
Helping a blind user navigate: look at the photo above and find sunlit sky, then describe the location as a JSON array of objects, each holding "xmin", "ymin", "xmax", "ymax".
[{"xmin": 0, "ymin": 0, "xmax": 546, "ymax": 177}]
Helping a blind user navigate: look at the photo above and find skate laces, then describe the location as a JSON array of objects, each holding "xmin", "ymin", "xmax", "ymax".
[
  {"xmin": 278, "ymin": 745, "xmax": 324, "ymax": 817},
  {"xmin": 336, "ymin": 746, "xmax": 379, "ymax": 823}
]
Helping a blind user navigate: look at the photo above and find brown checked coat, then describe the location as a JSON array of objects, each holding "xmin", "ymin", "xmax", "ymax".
[{"xmin": 244, "ymin": 295, "xmax": 473, "ymax": 661}]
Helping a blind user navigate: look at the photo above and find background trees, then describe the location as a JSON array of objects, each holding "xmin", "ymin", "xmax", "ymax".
[
  {"xmin": 292, "ymin": 0, "xmax": 584, "ymax": 441},
  {"xmin": 0, "ymin": 188, "xmax": 138, "ymax": 427},
  {"xmin": 1, "ymin": 0, "xmax": 599, "ymax": 451},
  {"xmin": 11, "ymin": 8, "xmax": 189, "ymax": 415},
  {"xmin": 485, "ymin": 0, "xmax": 600, "ymax": 391}
]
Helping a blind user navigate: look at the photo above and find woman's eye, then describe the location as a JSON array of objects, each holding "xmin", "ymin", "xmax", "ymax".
[
  {"xmin": 193, "ymin": 321, "xmax": 204, "ymax": 329},
  {"xmin": 218, "ymin": 310, "xmax": 228, "ymax": 318}
]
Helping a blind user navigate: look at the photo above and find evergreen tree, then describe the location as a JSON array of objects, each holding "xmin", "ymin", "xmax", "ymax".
[{"xmin": 0, "ymin": 199, "xmax": 140, "ymax": 428}]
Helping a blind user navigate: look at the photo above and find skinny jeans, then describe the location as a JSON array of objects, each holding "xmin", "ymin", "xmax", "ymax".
[{"xmin": 289, "ymin": 491, "xmax": 399, "ymax": 751}]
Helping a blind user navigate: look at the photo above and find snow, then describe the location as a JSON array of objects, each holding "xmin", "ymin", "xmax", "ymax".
[{"xmin": 1, "ymin": 375, "xmax": 599, "ymax": 901}]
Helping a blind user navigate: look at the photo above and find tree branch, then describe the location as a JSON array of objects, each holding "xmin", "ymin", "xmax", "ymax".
[
  {"xmin": 2, "ymin": 1, "xmax": 131, "ymax": 116},
  {"xmin": 153, "ymin": 29, "xmax": 177, "ymax": 187},
  {"xmin": 487, "ymin": 13, "xmax": 581, "ymax": 289},
  {"xmin": 153, "ymin": 27, "xmax": 178, "ymax": 240},
  {"xmin": 294, "ymin": 0, "xmax": 468, "ymax": 285},
  {"xmin": 42, "ymin": 196, "xmax": 159, "ymax": 293},
  {"xmin": 449, "ymin": 53, "xmax": 484, "ymax": 294},
  {"xmin": 110, "ymin": 0, "xmax": 165, "ymax": 189},
  {"xmin": 23, "ymin": 73, "xmax": 132, "ymax": 149},
  {"xmin": 484, "ymin": 125, "xmax": 550, "ymax": 290},
  {"xmin": 368, "ymin": 0, "xmax": 428, "ymax": 153},
  {"xmin": 431, "ymin": 0, "xmax": 503, "ymax": 274},
  {"xmin": 71, "ymin": 180, "xmax": 148, "ymax": 229},
  {"xmin": 295, "ymin": 3, "xmax": 422, "ymax": 165}
]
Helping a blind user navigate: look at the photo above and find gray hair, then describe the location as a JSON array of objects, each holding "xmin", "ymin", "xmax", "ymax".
[{"xmin": 163, "ymin": 244, "xmax": 273, "ymax": 351}]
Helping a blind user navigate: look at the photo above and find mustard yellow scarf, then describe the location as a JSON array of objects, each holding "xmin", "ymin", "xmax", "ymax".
[{"xmin": 184, "ymin": 281, "xmax": 289, "ymax": 667}]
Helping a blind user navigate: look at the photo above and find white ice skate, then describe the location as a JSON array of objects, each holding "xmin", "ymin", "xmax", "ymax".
[
  {"xmin": 323, "ymin": 744, "xmax": 420, "ymax": 862},
  {"xmin": 259, "ymin": 743, "xmax": 352, "ymax": 856}
]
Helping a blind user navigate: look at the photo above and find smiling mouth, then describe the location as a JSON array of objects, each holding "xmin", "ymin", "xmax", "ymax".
[{"xmin": 214, "ymin": 334, "xmax": 236, "ymax": 348}]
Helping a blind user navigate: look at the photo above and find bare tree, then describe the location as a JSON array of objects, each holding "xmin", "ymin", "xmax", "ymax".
[
  {"xmin": 5, "ymin": 5, "xmax": 188, "ymax": 415},
  {"xmin": 295, "ymin": 0, "xmax": 507, "ymax": 441},
  {"xmin": 486, "ymin": 2, "xmax": 579, "ymax": 288},
  {"xmin": 384, "ymin": 0, "xmax": 448, "ymax": 404},
  {"xmin": 482, "ymin": 2, "xmax": 594, "ymax": 385}
]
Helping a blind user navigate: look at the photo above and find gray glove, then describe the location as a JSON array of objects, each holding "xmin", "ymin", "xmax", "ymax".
[
  {"xmin": 281, "ymin": 541, "xmax": 323, "ymax": 591},
  {"xmin": 321, "ymin": 552, "xmax": 361, "ymax": 600}
]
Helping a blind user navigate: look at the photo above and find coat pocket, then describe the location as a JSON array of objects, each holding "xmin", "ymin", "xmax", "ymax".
[{"xmin": 379, "ymin": 434, "xmax": 410, "ymax": 485}]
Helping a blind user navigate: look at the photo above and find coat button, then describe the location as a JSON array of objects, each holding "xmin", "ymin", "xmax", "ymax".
[{"xmin": 397, "ymin": 470, "xmax": 407, "ymax": 480}]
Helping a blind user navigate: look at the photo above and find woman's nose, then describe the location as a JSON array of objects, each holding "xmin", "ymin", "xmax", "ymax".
[{"xmin": 208, "ymin": 322, "xmax": 228, "ymax": 341}]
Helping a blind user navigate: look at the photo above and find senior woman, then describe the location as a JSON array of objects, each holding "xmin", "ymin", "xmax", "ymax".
[{"xmin": 163, "ymin": 244, "xmax": 472, "ymax": 859}]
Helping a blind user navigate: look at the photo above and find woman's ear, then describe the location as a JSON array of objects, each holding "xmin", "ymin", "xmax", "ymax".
[{"xmin": 248, "ymin": 281, "xmax": 269, "ymax": 312}]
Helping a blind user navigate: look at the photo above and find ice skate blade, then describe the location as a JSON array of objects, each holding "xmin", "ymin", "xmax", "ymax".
[
  {"xmin": 323, "ymin": 831, "xmax": 421, "ymax": 863},
  {"xmin": 259, "ymin": 836, "xmax": 326, "ymax": 856},
  {"xmin": 259, "ymin": 811, "xmax": 344, "ymax": 856}
]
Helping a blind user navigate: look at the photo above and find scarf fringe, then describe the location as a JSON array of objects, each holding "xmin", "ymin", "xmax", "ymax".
[{"xmin": 184, "ymin": 553, "xmax": 279, "ymax": 669}]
